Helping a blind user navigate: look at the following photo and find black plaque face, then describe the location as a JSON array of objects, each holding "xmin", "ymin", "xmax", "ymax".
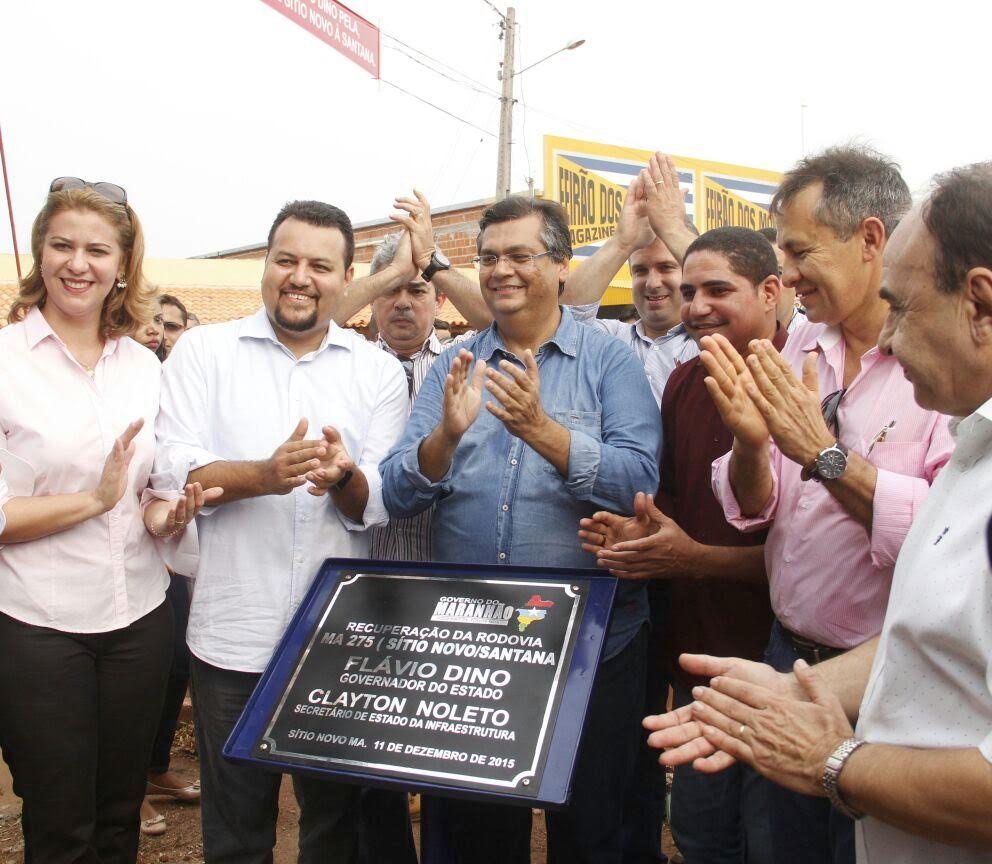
[{"xmin": 252, "ymin": 571, "xmax": 586, "ymax": 795}]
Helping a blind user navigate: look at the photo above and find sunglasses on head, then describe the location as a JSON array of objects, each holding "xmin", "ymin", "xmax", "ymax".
[{"xmin": 49, "ymin": 176, "xmax": 128, "ymax": 206}]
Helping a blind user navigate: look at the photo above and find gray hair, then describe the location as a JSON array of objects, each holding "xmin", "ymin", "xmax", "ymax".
[
  {"xmin": 923, "ymin": 162, "xmax": 992, "ymax": 294},
  {"xmin": 770, "ymin": 145, "xmax": 911, "ymax": 240},
  {"xmin": 370, "ymin": 231, "xmax": 404, "ymax": 276},
  {"xmin": 369, "ymin": 230, "xmax": 444, "ymax": 289},
  {"xmin": 476, "ymin": 197, "xmax": 573, "ymax": 262}
]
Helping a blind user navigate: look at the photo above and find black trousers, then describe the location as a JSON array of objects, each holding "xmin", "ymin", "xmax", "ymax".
[
  {"xmin": 148, "ymin": 573, "xmax": 192, "ymax": 774},
  {"xmin": 190, "ymin": 655, "xmax": 361, "ymax": 864},
  {"xmin": 0, "ymin": 601, "xmax": 173, "ymax": 864}
]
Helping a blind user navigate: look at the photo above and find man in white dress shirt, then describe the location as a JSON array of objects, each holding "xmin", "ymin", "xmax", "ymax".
[
  {"xmin": 646, "ymin": 162, "xmax": 992, "ymax": 863},
  {"xmin": 154, "ymin": 200, "xmax": 408, "ymax": 864},
  {"xmin": 562, "ymin": 158, "xmax": 702, "ymax": 410}
]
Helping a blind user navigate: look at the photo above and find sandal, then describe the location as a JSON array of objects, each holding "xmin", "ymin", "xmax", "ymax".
[
  {"xmin": 146, "ymin": 778, "xmax": 201, "ymax": 803},
  {"xmin": 140, "ymin": 813, "xmax": 167, "ymax": 836}
]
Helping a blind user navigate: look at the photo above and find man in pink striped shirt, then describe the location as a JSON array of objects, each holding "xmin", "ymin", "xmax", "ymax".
[{"xmin": 705, "ymin": 147, "xmax": 953, "ymax": 864}]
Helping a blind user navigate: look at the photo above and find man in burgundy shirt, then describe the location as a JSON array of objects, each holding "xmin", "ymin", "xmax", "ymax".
[{"xmin": 580, "ymin": 227, "xmax": 781, "ymax": 864}]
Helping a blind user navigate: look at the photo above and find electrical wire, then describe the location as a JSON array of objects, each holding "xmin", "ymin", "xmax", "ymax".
[
  {"xmin": 516, "ymin": 23, "xmax": 533, "ymax": 184},
  {"xmin": 514, "ymin": 96, "xmax": 603, "ymax": 137},
  {"xmin": 379, "ymin": 78, "xmax": 497, "ymax": 138},
  {"xmin": 451, "ymin": 134, "xmax": 489, "ymax": 202},
  {"xmin": 381, "ymin": 32, "xmax": 500, "ymax": 97},
  {"xmin": 383, "ymin": 44, "xmax": 499, "ymax": 100},
  {"xmin": 480, "ymin": 0, "xmax": 506, "ymax": 20}
]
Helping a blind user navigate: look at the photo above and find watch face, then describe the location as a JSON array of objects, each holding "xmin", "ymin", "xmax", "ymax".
[
  {"xmin": 816, "ymin": 447, "xmax": 848, "ymax": 480},
  {"xmin": 434, "ymin": 250, "xmax": 451, "ymax": 267}
]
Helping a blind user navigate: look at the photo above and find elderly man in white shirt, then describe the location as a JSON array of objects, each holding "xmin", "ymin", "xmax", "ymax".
[
  {"xmin": 154, "ymin": 200, "xmax": 408, "ymax": 864},
  {"xmin": 646, "ymin": 162, "xmax": 992, "ymax": 863}
]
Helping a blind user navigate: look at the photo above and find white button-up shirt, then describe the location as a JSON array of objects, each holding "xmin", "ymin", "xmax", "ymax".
[
  {"xmin": 0, "ymin": 307, "xmax": 169, "ymax": 632},
  {"xmin": 154, "ymin": 309, "xmax": 408, "ymax": 672},
  {"xmin": 568, "ymin": 303, "xmax": 698, "ymax": 406},
  {"xmin": 855, "ymin": 396, "xmax": 992, "ymax": 863}
]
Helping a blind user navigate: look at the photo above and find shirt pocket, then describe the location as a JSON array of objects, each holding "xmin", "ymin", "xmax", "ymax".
[
  {"xmin": 864, "ymin": 440, "xmax": 930, "ymax": 477},
  {"xmin": 529, "ymin": 409, "xmax": 603, "ymax": 477}
]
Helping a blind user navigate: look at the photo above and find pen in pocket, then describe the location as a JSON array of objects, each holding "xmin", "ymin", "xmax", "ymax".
[{"xmin": 866, "ymin": 420, "xmax": 897, "ymax": 456}]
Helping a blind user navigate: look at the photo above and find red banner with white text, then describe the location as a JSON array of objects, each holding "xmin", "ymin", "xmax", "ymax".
[{"xmin": 259, "ymin": 0, "xmax": 380, "ymax": 78}]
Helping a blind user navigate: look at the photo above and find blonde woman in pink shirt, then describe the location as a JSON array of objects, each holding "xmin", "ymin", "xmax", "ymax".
[{"xmin": 0, "ymin": 181, "xmax": 219, "ymax": 864}]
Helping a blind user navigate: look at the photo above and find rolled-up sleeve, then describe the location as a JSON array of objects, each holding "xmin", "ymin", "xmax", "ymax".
[
  {"xmin": 340, "ymin": 360, "xmax": 409, "ymax": 531},
  {"xmin": 153, "ymin": 334, "xmax": 225, "ymax": 513},
  {"xmin": 0, "ymin": 433, "xmax": 37, "ymax": 545},
  {"xmin": 0, "ymin": 469, "xmax": 7, "ymax": 537},
  {"xmin": 0, "ymin": 432, "xmax": 10, "ymax": 535},
  {"xmin": 582, "ymin": 347, "xmax": 660, "ymax": 511},
  {"xmin": 711, "ymin": 446, "xmax": 781, "ymax": 532},
  {"xmin": 382, "ymin": 359, "xmax": 452, "ymax": 520},
  {"xmin": 869, "ymin": 415, "xmax": 954, "ymax": 567}
]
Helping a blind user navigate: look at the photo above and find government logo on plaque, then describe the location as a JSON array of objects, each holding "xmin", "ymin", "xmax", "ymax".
[{"xmin": 223, "ymin": 559, "xmax": 616, "ymax": 806}]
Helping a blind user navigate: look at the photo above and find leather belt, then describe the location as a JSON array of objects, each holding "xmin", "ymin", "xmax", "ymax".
[{"xmin": 781, "ymin": 626, "xmax": 846, "ymax": 665}]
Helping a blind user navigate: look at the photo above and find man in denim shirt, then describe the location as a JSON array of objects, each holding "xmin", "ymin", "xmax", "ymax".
[{"xmin": 381, "ymin": 197, "xmax": 660, "ymax": 864}]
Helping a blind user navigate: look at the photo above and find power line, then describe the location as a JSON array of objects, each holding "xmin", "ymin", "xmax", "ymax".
[
  {"xmin": 379, "ymin": 78, "xmax": 497, "ymax": 138},
  {"xmin": 381, "ymin": 32, "xmax": 500, "ymax": 97},
  {"xmin": 383, "ymin": 44, "xmax": 499, "ymax": 100},
  {"xmin": 516, "ymin": 22, "xmax": 532, "ymax": 183},
  {"xmin": 452, "ymin": 134, "xmax": 489, "ymax": 202},
  {"xmin": 480, "ymin": 0, "xmax": 506, "ymax": 20},
  {"xmin": 514, "ymin": 95, "xmax": 602, "ymax": 137}
]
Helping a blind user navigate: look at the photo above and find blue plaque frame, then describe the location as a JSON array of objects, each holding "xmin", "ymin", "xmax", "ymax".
[{"xmin": 223, "ymin": 558, "xmax": 616, "ymax": 807}]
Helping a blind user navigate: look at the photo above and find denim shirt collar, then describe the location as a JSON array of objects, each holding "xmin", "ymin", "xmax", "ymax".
[{"xmin": 474, "ymin": 306, "xmax": 580, "ymax": 363}]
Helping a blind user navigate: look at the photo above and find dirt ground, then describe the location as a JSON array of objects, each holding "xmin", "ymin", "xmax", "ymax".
[{"xmin": 0, "ymin": 720, "xmax": 675, "ymax": 863}]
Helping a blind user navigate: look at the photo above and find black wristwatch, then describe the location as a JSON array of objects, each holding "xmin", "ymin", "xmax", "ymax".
[
  {"xmin": 801, "ymin": 441, "xmax": 849, "ymax": 482},
  {"xmin": 332, "ymin": 469, "xmax": 354, "ymax": 491},
  {"xmin": 421, "ymin": 250, "xmax": 451, "ymax": 282}
]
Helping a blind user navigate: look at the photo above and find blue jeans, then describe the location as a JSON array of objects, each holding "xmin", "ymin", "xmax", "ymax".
[
  {"xmin": 422, "ymin": 626, "xmax": 648, "ymax": 864},
  {"xmin": 190, "ymin": 655, "xmax": 361, "ymax": 864},
  {"xmin": 669, "ymin": 686, "xmax": 773, "ymax": 864},
  {"xmin": 762, "ymin": 621, "xmax": 854, "ymax": 864},
  {"xmin": 622, "ymin": 586, "xmax": 670, "ymax": 864}
]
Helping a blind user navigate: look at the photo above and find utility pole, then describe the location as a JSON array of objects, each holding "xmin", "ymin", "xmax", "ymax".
[
  {"xmin": 0, "ymin": 122, "xmax": 21, "ymax": 281},
  {"xmin": 495, "ymin": 6, "xmax": 516, "ymax": 200}
]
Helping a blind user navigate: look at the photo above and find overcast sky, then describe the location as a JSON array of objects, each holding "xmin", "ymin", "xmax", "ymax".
[{"xmin": 1, "ymin": 0, "xmax": 988, "ymax": 258}]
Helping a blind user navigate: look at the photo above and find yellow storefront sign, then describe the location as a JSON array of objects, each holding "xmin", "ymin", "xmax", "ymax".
[
  {"xmin": 555, "ymin": 155, "xmax": 629, "ymax": 248},
  {"xmin": 544, "ymin": 136, "xmax": 782, "ymax": 306},
  {"xmin": 702, "ymin": 176, "xmax": 776, "ymax": 232}
]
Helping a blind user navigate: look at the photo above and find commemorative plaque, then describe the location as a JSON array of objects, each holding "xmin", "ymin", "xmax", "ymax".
[{"xmin": 223, "ymin": 558, "xmax": 616, "ymax": 806}]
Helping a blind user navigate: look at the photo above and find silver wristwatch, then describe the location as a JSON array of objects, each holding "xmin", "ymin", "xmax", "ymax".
[
  {"xmin": 822, "ymin": 736, "xmax": 866, "ymax": 820},
  {"xmin": 802, "ymin": 440, "xmax": 849, "ymax": 482}
]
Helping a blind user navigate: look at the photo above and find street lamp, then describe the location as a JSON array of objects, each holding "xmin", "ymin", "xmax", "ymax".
[
  {"xmin": 514, "ymin": 39, "xmax": 585, "ymax": 77},
  {"xmin": 495, "ymin": 9, "xmax": 584, "ymax": 199}
]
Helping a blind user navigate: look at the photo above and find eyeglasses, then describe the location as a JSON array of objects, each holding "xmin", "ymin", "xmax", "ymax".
[
  {"xmin": 820, "ymin": 388, "xmax": 846, "ymax": 436},
  {"xmin": 472, "ymin": 251, "xmax": 554, "ymax": 271},
  {"xmin": 49, "ymin": 176, "xmax": 128, "ymax": 206}
]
